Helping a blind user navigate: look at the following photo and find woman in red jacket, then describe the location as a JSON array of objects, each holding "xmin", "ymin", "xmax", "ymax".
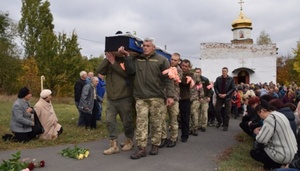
[{"xmin": 231, "ymin": 90, "xmax": 241, "ymax": 119}]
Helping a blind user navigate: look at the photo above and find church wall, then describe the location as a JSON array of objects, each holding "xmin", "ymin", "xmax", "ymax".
[{"xmin": 198, "ymin": 43, "xmax": 277, "ymax": 84}]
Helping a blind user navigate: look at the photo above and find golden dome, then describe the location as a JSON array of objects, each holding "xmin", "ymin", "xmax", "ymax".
[{"xmin": 232, "ymin": 11, "xmax": 252, "ymax": 30}]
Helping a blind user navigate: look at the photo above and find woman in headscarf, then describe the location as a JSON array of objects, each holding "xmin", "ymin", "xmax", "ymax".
[{"xmin": 34, "ymin": 89, "xmax": 62, "ymax": 140}]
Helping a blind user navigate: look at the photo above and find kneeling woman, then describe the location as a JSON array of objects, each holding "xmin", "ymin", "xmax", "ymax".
[
  {"xmin": 34, "ymin": 89, "xmax": 63, "ymax": 140},
  {"xmin": 250, "ymin": 100, "xmax": 297, "ymax": 170},
  {"xmin": 10, "ymin": 87, "xmax": 36, "ymax": 142}
]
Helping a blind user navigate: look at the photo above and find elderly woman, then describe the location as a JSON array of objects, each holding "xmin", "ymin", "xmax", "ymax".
[
  {"xmin": 250, "ymin": 100, "xmax": 297, "ymax": 170},
  {"xmin": 10, "ymin": 87, "xmax": 36, "ymax": 142},
  {"xmin": 34, "ymin": 89, "xmax": 62, "ymax": 140}
]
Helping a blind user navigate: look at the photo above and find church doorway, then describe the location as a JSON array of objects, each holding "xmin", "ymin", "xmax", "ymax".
[{"xmin": 237, "ymin": 70, "xmax": 249, "ymax": 84}]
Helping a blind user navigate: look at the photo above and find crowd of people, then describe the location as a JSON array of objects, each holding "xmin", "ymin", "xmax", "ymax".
[
  {"xmin": 7, "ymin": 35, "xmax": 300, "ymax": 170},
  {"xmin": 237, "ymin": 82, "xmax": 300, "ymax": 170}
]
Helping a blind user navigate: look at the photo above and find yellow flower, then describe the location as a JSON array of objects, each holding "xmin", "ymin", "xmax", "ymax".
[
  {"xmin": 84, "ymin": 151, "xmax": 90, "ymax": 158},
  {"xmin": 78, "ymin": 154, "xmax": 84, "ymax": 160}
]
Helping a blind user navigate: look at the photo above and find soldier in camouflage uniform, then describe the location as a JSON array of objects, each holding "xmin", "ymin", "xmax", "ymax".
[
  {"xmin": 195, "ymin": 68, "xmax": 213, "ymax": 132},
  {"xmin": 160, "ymin": 53, "xmax": 182, "ymax": 148},
  {"xmin": 119, "ymin": 37, "xmax": 174, "ymax": 159},
  {"xmin": 189, "ymin": 72, "xmax": 201, "ymax": 136}
]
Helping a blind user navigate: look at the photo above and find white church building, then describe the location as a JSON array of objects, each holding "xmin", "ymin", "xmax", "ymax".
[{"xmin": 199, "ymin": 2, "xmax": 277, "ymax": 84}]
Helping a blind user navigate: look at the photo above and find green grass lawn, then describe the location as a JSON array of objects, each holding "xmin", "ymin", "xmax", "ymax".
[
  {"xmin": 0, "ymin": 96, "xmax": 111, "ymax": 150},
  {"xmin": 218, "ymin": 133, "xmax": 265, "ymax": 171}
]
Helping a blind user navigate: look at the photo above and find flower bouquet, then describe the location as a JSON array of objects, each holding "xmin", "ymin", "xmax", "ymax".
[
  {"xmin": 0, "ymin": 151, "xmax": 45, "ymax": 171},
  {"xmin": 60, "ymin": 145, "xmax": 89, "ymax": 160}
]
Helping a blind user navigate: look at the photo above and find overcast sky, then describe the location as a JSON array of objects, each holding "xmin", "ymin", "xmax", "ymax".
[{"xmin": 2, "ymin": 0, "xmax": 300, "ymax": 66}]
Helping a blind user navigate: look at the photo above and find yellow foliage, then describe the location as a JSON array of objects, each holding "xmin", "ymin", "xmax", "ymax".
[{"xmin": 18, "ymin": 57, "xmax": 40, "ymax": 96}]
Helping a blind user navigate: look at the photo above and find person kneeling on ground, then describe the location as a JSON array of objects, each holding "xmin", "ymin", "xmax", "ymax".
[
  {"xmin": 250, "ymin": 100, "xmax": 297, "ymax": 170},
  {"xmin": 10, "ymin": 87, "xmax": 36, "ymax": 142},
  {"xmin": 34, "ymin": 89, "xmax": 63, "ymax": 140}
]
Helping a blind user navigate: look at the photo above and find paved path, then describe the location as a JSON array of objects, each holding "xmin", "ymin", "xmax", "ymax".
[{"xmin": 0, "ymin": 119, "xmax": 242, "ymax": 171}]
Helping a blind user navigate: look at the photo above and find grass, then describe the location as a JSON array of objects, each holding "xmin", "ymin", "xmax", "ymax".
[
  {"xmin": 217, "ymin": 133, "xmax": 265, "ymax": 171},
  {"xmin": 0, "ymin": 95, "xmax": 114, "ymax": 151}
]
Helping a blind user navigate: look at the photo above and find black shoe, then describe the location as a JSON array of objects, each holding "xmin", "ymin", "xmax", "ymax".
[
  {"xmin": 167, "ymin": 140, "xmax": 176, "ymax": 148},
  {"xmin": 192, "ymin": 130, "xmax": 198, "ymax": 136},
  {"xmin": 181, "ymin": 138, "xmax": 187, "ymax": 143},
  {"xmin": 216, "ymin": 123, "xmax": 222, "ymax": 128},
  {"xmin": 149, "ymin": 145, "xmax": 159, "ymax": 155},
  {"xmin": 200, "ymin": 128, "xmax": 206, "ymax": 132},
  {"xmin": 223, "ymin": 127, "xmax": 228, "ymax": 131},
  {"xmin": 159, "ymin": 138, "xmax": 168, "ymax": 148}
]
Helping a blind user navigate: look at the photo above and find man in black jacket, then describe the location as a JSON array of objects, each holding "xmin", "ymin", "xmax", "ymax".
[{"xmin": 214, "ymin": 67, "xmax": 235, "ymax": 131}]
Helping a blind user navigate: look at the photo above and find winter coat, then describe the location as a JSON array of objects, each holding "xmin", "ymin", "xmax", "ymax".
[
  {"xmin": 10, "ymin": 98, "xmax": 34, "ymax": 133},
  {"xmin": 34, "ymin": 98, "xmax": 62, "ymax": 140},
  {"xmin": 78, "ymin": 83, "xmax": 101, "ymax": 114}
]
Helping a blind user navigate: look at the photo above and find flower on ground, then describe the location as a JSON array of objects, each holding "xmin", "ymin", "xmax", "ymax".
[
  {"xmin": 84, "ymin": 151, "xmax": 90, "ymax": 158},
  {"xmin": 22, "ymin": 168, "xmax": 30, "ymax": 171},
  {"xmin": 0, "ymin": 151, "xmax": 45, "ymax": 171},
  {"xmin": 60, "ymin": 145, "xmax": 90, "ymax": 160}
]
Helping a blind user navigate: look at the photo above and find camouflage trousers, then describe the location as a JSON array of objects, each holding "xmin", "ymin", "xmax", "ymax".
[
  {"xmin": 161, "ymin": 101, "xmax": 179, "ymax": 142},
  {"xmin": 198, "ymin": 98, "xmax": 209, "ymax": 128},
  {"xmin": 190, "ymin": 100, "xmax": 200, "ymax": 131},
  {"xmin": 135, "ymin": 98, "xmax": 165, "ymax": 147}
]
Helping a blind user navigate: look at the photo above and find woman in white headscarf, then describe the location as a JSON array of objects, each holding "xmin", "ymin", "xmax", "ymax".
[{"xmin": 34, "ymin": 89, "xmax": 62, "ymax": 140}]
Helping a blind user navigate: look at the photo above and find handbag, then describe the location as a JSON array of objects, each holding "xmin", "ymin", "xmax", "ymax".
[{"xmin": 31, "ymin": 110, "xmax": 45, "ymax": 135}]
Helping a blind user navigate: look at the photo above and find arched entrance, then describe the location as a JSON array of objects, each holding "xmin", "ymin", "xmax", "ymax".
[
  {"xmin": 237, "ymin": 70, "xmax": 249, "ymax": 84},
  {"xmin": 232, "ymin": 67, "xmax": 255, "ymax": 84}
]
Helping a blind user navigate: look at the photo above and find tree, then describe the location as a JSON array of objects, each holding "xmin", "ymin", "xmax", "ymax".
[
  {"xmin": 256, "ymin": 30, "xmax": 272, "ymax": 45},
  {"xmin": 18, "ymin": 57, "xmax": 40, "ymax": 96},
  {"xmin": 18, "ymin": 0, "xmax": 85, "ymax": 96},
  {"xmin": 293, "ymin": 40, "xmax": 300, "ymax": 73},
  {"xmin": 0, "ymin": 12, "xmax": 22, "ymax": 94},
  {"xmin": 51, "ymin": 31, "xmax": 85, "ymax": 96}
]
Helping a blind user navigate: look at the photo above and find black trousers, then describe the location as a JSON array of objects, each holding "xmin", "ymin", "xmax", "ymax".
[
  {"xmin": 250, "ymin": 146, "xmax": 282, "ymax": 169},
  {"xmin": 215, "ymin": 98, "xmax": 231, "ymax": 127},
  {"xmin": 14, "ymin": 131, "xmax": 36, "ymax": 142},
  {"xmin": 83, "ymin": 101, "xmax": 98, "ymax": 129},
  {"xmin": 179, "ymin": 99, "xmax": 191, "ymax": 140}
]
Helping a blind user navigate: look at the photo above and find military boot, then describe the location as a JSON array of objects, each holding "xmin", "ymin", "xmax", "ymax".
[
  {"xmin": 121, "ymin": 138, "xmax": 134, "ymax": 151},
  {"xmin": 130, "ymin": 147, "xmax": 147, "ymax": 159},
  {"xmin": 149, "ymin": 145, "xmax": 159, "ymax": 155},
  {"xmin": 103, "ymin": 139, "xmax": 120, "ymax": 155}
]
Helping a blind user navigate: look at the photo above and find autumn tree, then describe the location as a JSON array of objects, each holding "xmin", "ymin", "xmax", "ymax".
[
  {"xmin": 18, "ymin": 0, "xmax": 86, "ymax": 96},
  {"xmin": 0, "ymin": 12, "xmax": 22, "ymax": 94},
  {"xmin": 256, "ymin": 30, "xmax": 272, "ymax": 45},
  {"xmin": 293, "ymin": 40, "xmax": 300, "ymax": 73},
  {"xmin": 18, "ymin": 57, "xmax": 40, "ymax": 96}
]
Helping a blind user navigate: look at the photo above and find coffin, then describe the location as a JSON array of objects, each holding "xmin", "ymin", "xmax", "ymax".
[
  {"xmin": 105, "ymin": 34, "xmax": 172, "ymax": 60},
  {"xmin": 105, "ymin": 34, "xmax": 143, "ymax": 57},
  {"xmin": 156, "ymin": 47, "xmax": 171, "ymax": 61}
]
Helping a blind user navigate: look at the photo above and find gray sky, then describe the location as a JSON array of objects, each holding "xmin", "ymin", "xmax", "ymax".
[{"xmin": 2, "ymin": 0, "xmax": 300, "ymax": 66}]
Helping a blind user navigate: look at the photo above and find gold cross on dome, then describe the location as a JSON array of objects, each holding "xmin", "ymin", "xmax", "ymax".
[{"xmin": 238, "ymin": 0, "xmax": 244, "ymax": 11}]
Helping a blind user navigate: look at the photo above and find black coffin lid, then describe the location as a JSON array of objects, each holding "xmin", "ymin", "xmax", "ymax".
[{"xmin": 105, "ymin": 35, "xmax": 143, "ymax": 54}]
